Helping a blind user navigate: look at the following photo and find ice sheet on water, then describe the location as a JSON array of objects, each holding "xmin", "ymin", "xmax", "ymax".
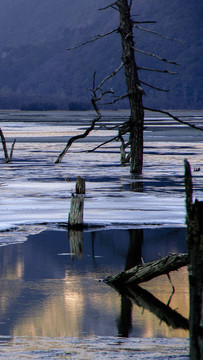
[
  {"xmin": 0, "ymin": 336, "xmax": 189, "ymax": 359},
  {"xmin": 0, "ymin": 110, "xmax": 202, "ymax": 244}
]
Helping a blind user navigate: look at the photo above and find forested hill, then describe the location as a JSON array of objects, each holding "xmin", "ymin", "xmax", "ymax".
[{"xmin": 0, "ymin": 0, "xmax": 202, "ymax": 110}]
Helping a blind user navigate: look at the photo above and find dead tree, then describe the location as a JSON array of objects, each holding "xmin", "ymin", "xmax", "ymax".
[
  {"xmin": 0, "ymin": 128, "xmax": 16, "ymax": 163},
  {"xmin": 184, "ymin": 159, "xmax": 203, "ymax": 360},
  {"xmin": 55, "ymin": 0, "xmax": 203, "ymax": 173}
]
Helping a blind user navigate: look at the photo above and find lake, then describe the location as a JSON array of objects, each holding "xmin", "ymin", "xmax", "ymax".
[{"xmin": 0, "ymin": 109, "xmax": 202, "ymax": 358}]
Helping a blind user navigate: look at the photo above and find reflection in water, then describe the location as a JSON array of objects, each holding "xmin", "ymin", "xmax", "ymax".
[
  {"xmin": 0, "ymin": 227, "xmax": 189, "ymax": 339},
  {"xmin": 118, "ymin": 229, "xmax": 143, "ymax": 337},
  {"xmin": 130, "ymin": 175, "xmax": 143, "ymax": 193},
  {"xmin": 68, "ymin": 230, "xmax": 83, "ymax": 258}
]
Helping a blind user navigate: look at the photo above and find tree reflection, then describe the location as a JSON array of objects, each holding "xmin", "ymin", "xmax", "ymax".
[
  {"xmin": 68, "ymin": 230, "xmax": 84, "ymax": 258},
  {"xmin": 118, "ymin": 229, "xmax": 143, "ymax": 337},
  {"xmin": 130, "ymin": 175, "xmax": 143, "ymax": 192}
]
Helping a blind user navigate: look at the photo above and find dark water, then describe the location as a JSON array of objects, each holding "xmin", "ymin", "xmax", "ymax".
[{"xmin": 0, "ymin": 227, "xmax": 188, "ymax": 339}]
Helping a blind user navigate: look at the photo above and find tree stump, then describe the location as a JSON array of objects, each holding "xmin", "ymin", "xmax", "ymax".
[
  {"xmin": 68, "ymin": 177, "xmax": 85, "ymax": 229},
  {"xmin": 75, "ymin": 176, "xmax": 86, "ymax": 194}
]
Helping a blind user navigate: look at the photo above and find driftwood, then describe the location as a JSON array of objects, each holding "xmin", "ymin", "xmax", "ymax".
[
  {"xmin": 0, "ymin": 128, "xmax": 16, "ymax": 163},
  {"xmin": 104, "ymin": 253, "xmax": 188, "ymax": 286}
]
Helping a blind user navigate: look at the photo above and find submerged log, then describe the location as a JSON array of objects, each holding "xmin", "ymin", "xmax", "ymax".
[{"xmin": 104, "ymin": 253, "xmax": 188, "ymax": 286}]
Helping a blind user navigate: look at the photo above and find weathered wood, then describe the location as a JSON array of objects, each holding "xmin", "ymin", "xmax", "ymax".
[
  {"xmin": 104, "ymin": 253, "xmax": 188, "ymax": 286},
  {"xmin": 0, "ymin": 128, "xmax": 16, "ymax": 163},
  {"xmin": 117, "ymin": 0, "xmax": 144, "ymax": 174},
  {"xmin": 184, "ymin": 159, "xmax": 203, "ymax": 360},
  {"xmin": 0, "ymin": 128, "xmax": 9, "ymax": 162},
  {"xmin": 68, "ymin": 178, "xmax": 86, "ymax": 229},
  {"xmin": 68, "ymin": 193, "xmax": 84, "ymax": 229},
  {"xmin": 75, "ymin": 176, "xmax": 86, "ymax": 194}
]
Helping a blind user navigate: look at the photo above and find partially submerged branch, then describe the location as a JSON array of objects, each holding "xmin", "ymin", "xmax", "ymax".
[
  {"xmin": 104, "ymin": 253, "xmax": 188, "ymax": 286},
  {"xmin": 0, "ymin": 128, "xmax": 16, "ymax": 163},
  {"xmin": 55, "ymin": 86, "xmax": 102, "ymax": 164},
  {"xmin": 144, "ymin": 107, "xmax": 203, "ymax": 131}
]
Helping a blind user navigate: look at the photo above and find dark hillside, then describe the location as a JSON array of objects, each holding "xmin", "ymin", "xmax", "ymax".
[{"xmin": 0, "ymin": 0, "xmax": 202, "ymax": 110}]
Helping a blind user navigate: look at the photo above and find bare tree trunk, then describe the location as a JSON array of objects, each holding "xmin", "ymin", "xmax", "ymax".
[
  {"xmin": 117, "ymin": 0, "xmax": 144, "ymax": 174},
  {"xmin": 184, "ymin": 159, "xmax": 203, "ymax": 360}
]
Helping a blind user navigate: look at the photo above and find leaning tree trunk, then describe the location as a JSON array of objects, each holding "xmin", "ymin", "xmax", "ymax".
[{"xmin": 117, "ymin": 0, "xmax": 144, "ymax": 174}]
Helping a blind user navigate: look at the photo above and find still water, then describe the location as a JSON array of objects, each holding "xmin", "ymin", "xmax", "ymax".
[{"xmin": 0, "ymin": 227, "xmax": 188, "ymax": 339}]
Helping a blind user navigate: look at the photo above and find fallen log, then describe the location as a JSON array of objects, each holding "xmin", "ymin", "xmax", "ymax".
[{"xmin": 104, "ymin": 253, "xmax": 188, "ymax": 286}]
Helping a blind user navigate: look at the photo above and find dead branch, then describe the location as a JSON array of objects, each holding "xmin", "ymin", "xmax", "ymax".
[
  {"xmin": 98, "ymin": 2, "xmax": 118, "ymax": 11},
  {"xmin": 137, "ymin": 66, "xmax": 177, "ymax": 75},
  {"xmin": 104, "ymin": 253, "xmax": 188, "ymax": 286},
  {"xmin": 0, "ymin": 128, "xmax": 16, "ymax": 163},
  {"xmin": 55, "ymin": 73, "xmax": 102, "ymax": 163},
  {"xmin": 55, "ymin": 113, "xmax": 101, "ymax": 163},
  {"xmin": 0, "ymin": 128, "xmax": 9, "ymax": 162},
  {"xmin": 66, "ymin": 29, "xmax": 118, "ymax": 51},
  {"xmin": 95, "ymin": 62, "xmax": 124, "ymax": 92},
  {"xmin": 134, "ymin": 24, "xmax": 183, "ymax": 44},
  {"xmin": 87, "ymin": 134, "xmax": 119, "ymax": 153},
  {"xmin": 144, "ymin": 107, "xmax": 203, "ymax": 131},
  {"xmin": 55, "ymin": 72, "xmax": 110, "ymax": 163},
  {"xmin": 87, "ymin": 121, "xmax": 130, "ymax": 153},
  {"xmin": 134, "ymin": 47, "xmax": 180, "ymax": 66},
  {"xmin": 133, "ymin": 21, "xmax": 157, "ymax": 24},
  {"xmin": 9, "ymin": 139, "xmax": 16, "ymax": 160},
  {"xmin": 102, "ymin": 92, "xmax": 129, "ymax": 105},
  {"xmin": 119, "ymin": 132, "xmax": 131, "ymax": 164},
  {"xmin": 140, "ymin": 80, "xmax": 169, "ymax": 92}
]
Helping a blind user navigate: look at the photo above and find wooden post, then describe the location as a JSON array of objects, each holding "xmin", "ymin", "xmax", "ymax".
[
  {"xmin": 75, "ymin": 176, "xmax": 86, "ymax": 194},
  {"xmin": 68, "ymin": 177, "xmax": 85, "ymax": 229},
  {"xmin": 184, "ymin": 159, "xmax": 203, "ymax": 360}
]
